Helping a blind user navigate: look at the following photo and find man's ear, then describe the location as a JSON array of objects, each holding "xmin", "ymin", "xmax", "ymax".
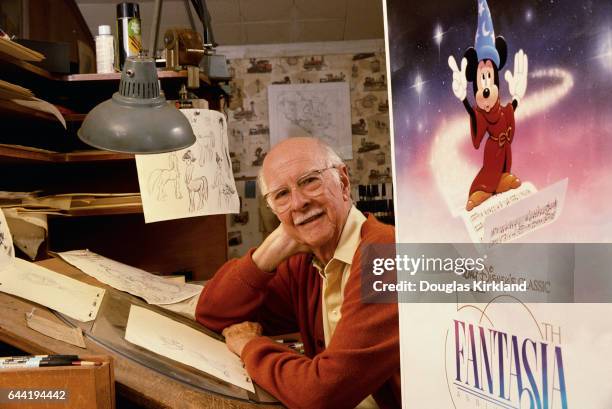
[{"xmin": 337, "ymin": 164, "xmax": 351, "ymax": 200}]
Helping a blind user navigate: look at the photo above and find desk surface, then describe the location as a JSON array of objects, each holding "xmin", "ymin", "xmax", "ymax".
[{"xmin": 0, "ymin": 257, "xmax": 281, "ymax": 409}]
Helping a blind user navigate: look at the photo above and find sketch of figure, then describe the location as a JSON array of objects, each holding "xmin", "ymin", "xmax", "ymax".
[
  {"xmin": 20, "ymin": 272, "xmax": 82, "ymax": 299},
  {"xmin": 196, "ymin": 130, "xmax": 215, "ymax": 166},
  {"xmin": 192, "ymin": 350, "xmax": 231, "ymax": 378},
  {"xmin": 221, "ymin": 184, "xmax": 236, "ymax": 207},
  {"xmin": 147, "ymin": 153, "xmax": 182, "ymax": 201},
  {"xmin": 160, "ymin": 336, "xmax": 184, "ymax": 351},
  {"xmin": 182, "ymin": 150, "xmax": 209, "ymax": 212},
  {"xmin": 218, "ymin": 117, "xmax": 232, "ymax": 178},
  {"xmin": 212, "ymin": 153, "xmax": 235, "ymax": 208},
  {"xmin": 213, "ymin": 153, "xmax": 224, "ymax": 207}
]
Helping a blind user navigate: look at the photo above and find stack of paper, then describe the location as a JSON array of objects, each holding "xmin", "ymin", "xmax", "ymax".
[
  {"xmin": 0, "ymin": 192, "xmax": 140, "ymax": 258},
  {"xmin": 0, "ymin": 79, "xmax": 34, "ymax": 100},
  {"xmin": 0, "ymin": 210, "xmax": 105, "ymax": 322},
  {"xmin": 0, "ymin": 192, "xmax": 142, "ymax": 215},
  {"xmin": 0, "ymin": 37, "xmax": 45, "ymax": 61}
]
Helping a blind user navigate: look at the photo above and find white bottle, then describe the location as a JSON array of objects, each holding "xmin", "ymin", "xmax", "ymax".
[{"xmin": 95, "ymin": 25, "xmax": 115, "ymax": 74}]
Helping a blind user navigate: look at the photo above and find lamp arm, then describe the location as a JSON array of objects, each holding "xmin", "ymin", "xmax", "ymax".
[
  {"xmin": 149, "ymin": 0, "xmax": 163, "ymax": 58},
  {"xmin": 190, "ymin": 0, "xmax": 216, "ymax": 47},
  {"xmin": 184, "ymin": 0, "xmax": 197, "ymax": 31}
]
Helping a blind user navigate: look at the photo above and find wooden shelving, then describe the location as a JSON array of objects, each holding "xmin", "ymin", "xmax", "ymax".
[
  {"xmin": 66, "ymin": 203, "xmax": 143, "ymax": 217},
  {"xmin": 0, "ymin": 144, "xmax": 134, "ymax": 163},
  {"xmin": 62, "ymin": 70, "xmax": 211, "ymax": 85}
]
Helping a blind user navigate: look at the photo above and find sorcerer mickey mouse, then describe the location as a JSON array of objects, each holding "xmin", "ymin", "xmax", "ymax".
[{"xmin": 449, "ymin": 0, "xmax": 528, "ymax": 211}]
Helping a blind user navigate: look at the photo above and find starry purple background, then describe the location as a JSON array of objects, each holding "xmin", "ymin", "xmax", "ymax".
[{"xmin": 386, "ymin": 0, "xmax": 612, "ymax": 242}]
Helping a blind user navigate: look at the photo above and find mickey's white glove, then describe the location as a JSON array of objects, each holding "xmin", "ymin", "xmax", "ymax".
[
  {"xmin": 504, "ymin": 49, "xmax": 528, "ymax": 104},
  {"xmin": 448, "ymin": 56, "xmax": 468, "ymax": 101}
]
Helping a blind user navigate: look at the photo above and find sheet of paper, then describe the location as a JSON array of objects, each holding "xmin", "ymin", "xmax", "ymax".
[
  {"xmin": 12, "ymin": 98, "xmax": 67, "ymax": 129},
  {"xmin": 0, "ymin": 258, "xmax": 104, "ymax": 322},
  {"xmin": 158, "ymin": 291, "xmax": 202, "ymax": 320},
  {"xmin": 0, "ymin": 209, "xmax": 14, "ymax": 270},
  {"xmin": 3, "ymin": 208, "xmax": 48, "ymax": 260},
  {"xmin": 135, "ymin": 109, "xmax": 240, "ymax": 223},
  {"xmin": 125, "ymin": 305, "xmax": 254, "ymax": 392},
  {"xmin": 22, "ymin": 195, "xmax": 72, "ymax": 210},
  {"xmin": 25, "ymin": 309, "xmax": 86, "ymax": 348},
  {"xmin": 459, "ymin": 182, "xmax": 537, "ymax": 243},
  {"xmin": 0, "ymin": 79, "xmax": 34, "ymax": 100},
  {"xmin": 0, "ymin": 37, "xmax": 45, "ymax": 61},
  {"xmin": 484, "ymin": 178, "xmax": 568, "ymax": 243},
  {"xmin": 58, "ymin": 249, "xmax": 202, "ymax": 305}
]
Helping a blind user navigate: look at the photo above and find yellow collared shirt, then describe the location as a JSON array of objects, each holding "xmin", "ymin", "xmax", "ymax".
[{"xmin": 313, "ymin": 206, "xmax": 378, "ymax": 409}]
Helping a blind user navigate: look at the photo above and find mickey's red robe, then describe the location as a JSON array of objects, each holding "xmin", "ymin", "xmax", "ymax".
[{"xmin": 469, "ymin": 99, "xmax": 516, "ymax": 195}]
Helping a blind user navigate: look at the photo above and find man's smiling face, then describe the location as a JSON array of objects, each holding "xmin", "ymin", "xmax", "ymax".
[{"xmin": 262, "ymin": 138, "xmax": 351, "ymax": 257}]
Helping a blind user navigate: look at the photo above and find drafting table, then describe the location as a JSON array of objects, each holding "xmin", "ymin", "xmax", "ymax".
[{"xmin": 0, "ymin": 257, "xmax": 281, "ymax": 409}]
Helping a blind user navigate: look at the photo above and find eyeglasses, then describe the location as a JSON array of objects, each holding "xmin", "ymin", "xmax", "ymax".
[{"xmin": 264, "ymin": 167, "xmax": 335, "ymax": 213}]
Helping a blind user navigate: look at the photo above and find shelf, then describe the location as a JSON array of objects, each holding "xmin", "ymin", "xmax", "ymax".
[
  {"xmin": 0, "ymin": 49, "xmax": 210, "ymax": 85},
  {"xmin": 62, "ymin": 70, "xmax": 211, "ymax": 85},
  {"xmin": 66, "ymin": 203, "xmax": 143, "ymax": 216},
  {"xmin": 0, "ymin": 144, "xmax": 134, "ymax": 163}
]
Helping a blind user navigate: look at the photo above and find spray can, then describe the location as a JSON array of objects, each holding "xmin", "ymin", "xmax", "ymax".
[
  {"xmin": 95, "ymin": 25, "xmax": 114, "ymax": 73},
  {"xmin": 115, "ymin": 2, "xmax": 142, "ymax": 70}
]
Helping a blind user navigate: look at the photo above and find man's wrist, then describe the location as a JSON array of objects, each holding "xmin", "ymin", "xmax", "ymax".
[{"xmin": 252, "ymin": 246, "xmax": 278, "ymax": 272}]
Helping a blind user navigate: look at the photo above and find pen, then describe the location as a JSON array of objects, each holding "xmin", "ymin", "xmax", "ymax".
[
  {"xmin": 1, "ymin": 360, "xmax": 72, "ymax": 369},
  {"xmin": 0, "ymin": 360, "xmax": 101, "ymax": 369},
  {"xmin": 0, "ymin": 355, "xmax": 79, "ymax": 363},
  {"xmin": 71, "ymin": 361, "xmax": 102, "ymax": 366}
]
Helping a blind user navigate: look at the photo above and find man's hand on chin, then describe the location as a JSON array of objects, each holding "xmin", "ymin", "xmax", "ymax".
[
  {"xmin": 252, "ymin": 224, "xmax": 311, "ymax": 272},
  {"xmin": 223, "ymin": 322, "xmax": 263, "ymax": 356}
]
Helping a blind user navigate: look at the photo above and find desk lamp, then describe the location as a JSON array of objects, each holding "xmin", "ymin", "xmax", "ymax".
[{"xmin": 78, "ymin": 55, "xmax": 195, "ymax": 153}]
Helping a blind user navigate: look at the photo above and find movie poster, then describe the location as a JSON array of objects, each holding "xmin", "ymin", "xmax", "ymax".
[{"xmin": 384, "ymin": 0, "xmax": 612, "ymax": 407}]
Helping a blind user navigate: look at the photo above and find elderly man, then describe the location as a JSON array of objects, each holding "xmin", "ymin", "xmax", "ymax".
[{"xmin": 196, "ymin": 137, "xmax": 400, "ymax": 409}]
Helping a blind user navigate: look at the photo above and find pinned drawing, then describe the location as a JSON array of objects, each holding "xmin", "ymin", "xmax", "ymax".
[
  {"xmin": 147, "ymin": 153, "xmax": 182, "ymax": 201},
  {"xmin": 135, "ymin": 109, "xmax": 240, "ymax": 223},
  {"xmin": 183, "ymin": 150, "xmax": 208, "ymax": 212}
]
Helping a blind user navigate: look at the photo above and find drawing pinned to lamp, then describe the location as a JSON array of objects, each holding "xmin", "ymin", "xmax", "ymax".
[{"xmin": 135, "ymin": 109, "xmax": 239, "ymax": 223}]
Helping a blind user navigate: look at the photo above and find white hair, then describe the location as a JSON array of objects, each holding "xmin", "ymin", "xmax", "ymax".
[{"xmin": 258, "ymin": 139, "xmax": 344, "ymax": 195}]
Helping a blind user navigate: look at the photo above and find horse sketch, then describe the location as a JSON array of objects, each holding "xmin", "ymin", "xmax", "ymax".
[
  {"xmin": 182, "ymin": 150, "xmax": 208, "ymax": 212},
  {"xmin": 147, "ymin": 153, "xmax": 182, "ymax": 201}
]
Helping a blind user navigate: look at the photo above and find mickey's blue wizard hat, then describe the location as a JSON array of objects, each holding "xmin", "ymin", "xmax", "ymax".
[{"xmin": 475, "ymin": 0, "xmax": 500, "ymax": 67}]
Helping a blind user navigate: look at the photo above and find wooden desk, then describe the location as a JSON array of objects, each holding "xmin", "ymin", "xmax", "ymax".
[{"xmin": 0, "ymin": 258, "xmax": 281, "ymax": 409}]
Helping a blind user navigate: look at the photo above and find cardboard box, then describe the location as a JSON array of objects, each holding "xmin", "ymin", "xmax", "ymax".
[{"xmin": 0, "ymin": 355, "xmax": 115, "ymax": 409}]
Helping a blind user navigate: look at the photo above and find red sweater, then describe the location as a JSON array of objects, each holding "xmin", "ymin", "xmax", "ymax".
[{"xmin": 196, "ymin": 215, "xmax": 400, "ymax": 409}]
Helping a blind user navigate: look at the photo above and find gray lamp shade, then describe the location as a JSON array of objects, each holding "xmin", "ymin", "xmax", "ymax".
[{"xmin": 78, "ymin": 56, "xmax": 195, "ymax": 154}]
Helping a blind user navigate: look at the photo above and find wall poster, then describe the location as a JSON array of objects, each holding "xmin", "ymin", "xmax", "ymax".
[{"xmin": 385, "ymin": 0, "xmax": 612, "ymax": 407}]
